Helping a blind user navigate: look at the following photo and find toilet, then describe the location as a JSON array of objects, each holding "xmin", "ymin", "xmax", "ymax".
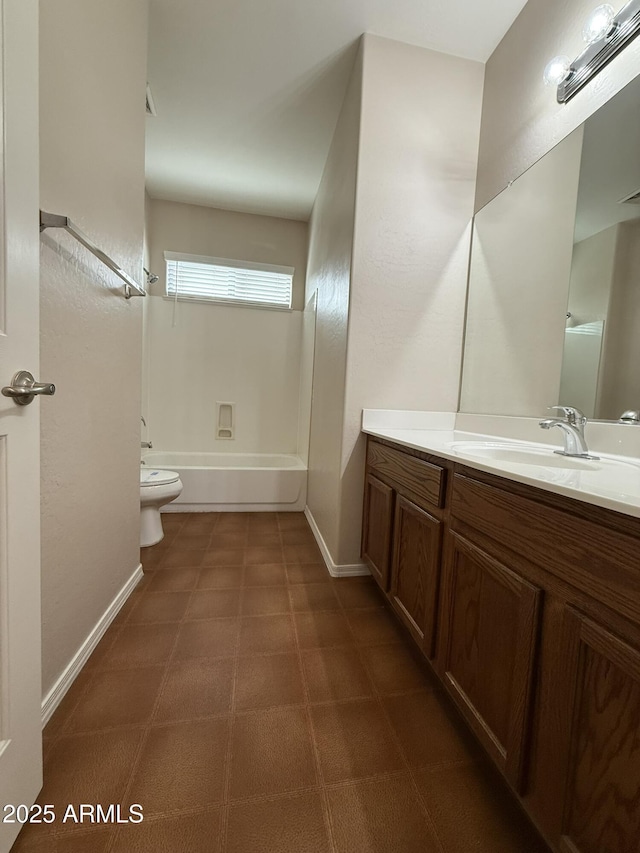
[{"xmin": 140, "ymin": 468, "xmax": 183, "ymax": 547}]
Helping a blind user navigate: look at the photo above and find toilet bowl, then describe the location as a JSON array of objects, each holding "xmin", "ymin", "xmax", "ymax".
[{"xmin": 140, "ymin": 468, "xmax": 183, "ymax": 547}]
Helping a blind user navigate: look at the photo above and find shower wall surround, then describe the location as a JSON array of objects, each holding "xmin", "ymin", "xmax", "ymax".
[{"xmin": 144, "ymin": 199, "xmax": 309, "ymax": 456}]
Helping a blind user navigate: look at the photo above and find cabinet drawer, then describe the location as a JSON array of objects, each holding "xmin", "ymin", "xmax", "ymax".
[
  {"xmin": 367, "ymin": 440, "xmax": 446, "ymax": 510},
  {"xmin": 451, "ymin": 473, "xmax": 640, "ymax": 626}
]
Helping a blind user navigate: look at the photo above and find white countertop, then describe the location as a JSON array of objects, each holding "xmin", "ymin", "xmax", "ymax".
[{"xmin": 362, "ymin": 411, "xmax": 640, "ymax": 520}]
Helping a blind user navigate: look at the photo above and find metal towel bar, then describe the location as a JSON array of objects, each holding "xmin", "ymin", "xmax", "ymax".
[{"xmin": 40, "ymin": 211, "xmax": 146, "ymax": 299}]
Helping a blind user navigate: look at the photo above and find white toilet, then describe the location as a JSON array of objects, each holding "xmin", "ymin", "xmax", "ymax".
[{"xmin": 140, "ymin": 468, "xmax": 183, "ymax": 547}]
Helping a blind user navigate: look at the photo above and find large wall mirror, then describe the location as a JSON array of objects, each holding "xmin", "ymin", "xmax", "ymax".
[{"xmin": 460, "ymin": 73, "xmax": 640, "ymax": 421}]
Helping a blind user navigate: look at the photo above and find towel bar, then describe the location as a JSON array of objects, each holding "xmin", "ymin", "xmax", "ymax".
[{"xmin": 40, "ymin": 211, "xmax": 146, "ymax": 299}]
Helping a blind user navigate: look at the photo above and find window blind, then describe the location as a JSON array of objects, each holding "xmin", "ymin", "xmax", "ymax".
[{"xmin": 164, "ymin": 252, "xmax": 293, "ymax": 310}]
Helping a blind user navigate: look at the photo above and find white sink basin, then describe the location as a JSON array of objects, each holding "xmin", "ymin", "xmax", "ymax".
[{"xmin": 447, "ymin": 441, "xmax": 601, "ymax": 470}]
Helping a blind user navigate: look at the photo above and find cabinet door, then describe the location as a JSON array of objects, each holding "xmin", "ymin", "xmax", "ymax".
[
  {"xmin": 440, "ymin": 532, "xmax": 541, "ymax": 792},
  {"xmin": 361, "ymin": 474, "xmax": 394, "ymax": 591},
  {"xmin": 390, "ymin": 495, "xmax": 442, "ymax": 657},
  {"xmin": 554, "ymin": 609, "xmax": 640, "ymax": 853}
]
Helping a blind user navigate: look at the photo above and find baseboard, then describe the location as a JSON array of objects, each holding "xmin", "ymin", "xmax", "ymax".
[
  {"xmin": 165, "ymin": 501, "xmax": 305, "ymax": 512},
  {"xmin": 41, "ymin": 563, "xmax": 144, "ymax": 726},
  {"xmin": 304, "ymin": 507, "xmax": 370, "ymax": 578}
]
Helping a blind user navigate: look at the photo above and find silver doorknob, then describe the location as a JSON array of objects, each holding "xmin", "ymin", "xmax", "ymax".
[{"xmin": 2, "ymin": 370, "xmax": 56, "ymax": 406}]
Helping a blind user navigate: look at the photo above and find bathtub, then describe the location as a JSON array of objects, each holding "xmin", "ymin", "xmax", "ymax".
[{"xmin": 141, "ymin": 451, "xmax": 307, "ymax": 512}]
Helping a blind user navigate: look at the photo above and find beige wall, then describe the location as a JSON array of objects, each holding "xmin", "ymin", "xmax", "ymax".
[
  {"xmin": 306, "ymin": 35, "xmax": 484, "ymax": 567},
  {"xmin": 476, "ymin": 0, "xmax": 640, "ymax": 210},
  {"xmin": 39, "ymin": 0, "xmax": 148, "ymax": 697},
  {"xmin": 144, "ymin": 199, "xmax": 308, "ymax": 455},
  {"xmin": 147, "ymin": 199, "xmax": 308, "ymax": 309},
  {"xmin": 337, "ymin": 35, "xmax": 484, "ymax": 564},
  {"xmin": 305, "ymin": 44, "xmax": 363, "ymax": 560}
]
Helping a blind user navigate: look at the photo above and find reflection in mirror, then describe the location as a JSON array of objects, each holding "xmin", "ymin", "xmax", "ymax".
[
  {"xmin": 459, "ymin": 72, "xmax": 640, "ymax": 421},
  {"xmin": 459, "ymin": 129, "xmax": 583, "ymax": 417},
  {"xmin": 560, "ymin": 76, "xmax": 640, "ymax": 420}
]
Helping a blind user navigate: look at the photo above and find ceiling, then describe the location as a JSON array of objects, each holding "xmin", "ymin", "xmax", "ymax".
[{"xmin": 145, "ymin": 0, "xmax": 529, "ymax": 222}]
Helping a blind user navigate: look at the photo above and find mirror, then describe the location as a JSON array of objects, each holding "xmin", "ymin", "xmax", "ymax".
[{"xmin": 460, "ymin": 73, "xmax": 640, "ymax": 421}]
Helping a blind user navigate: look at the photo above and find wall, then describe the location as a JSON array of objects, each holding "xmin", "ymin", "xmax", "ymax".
[
  {"xmin": 336, "ymin": 35, "xmax": 484, "ymax": 565},
  {"xmin": 305, "ymin": 44, "xmax": 363, "ymax": 560},
  {"xmin": 147, "ymin": 199, "xmax": 308, "ymax": 309},
  {"xmin": 476, "ymin": 0, "xmax": 640, "ymax": 210},
  {"xmin": 305, "ymin": 35, "xmax": 484, "ymax": 567},
  {"xmin": 145, "ymin": 200, "xmax": 308, "ymax": 454},
  {"xmin": 39, "ymin": 0, "xmax": 148, "ymax": 697}
]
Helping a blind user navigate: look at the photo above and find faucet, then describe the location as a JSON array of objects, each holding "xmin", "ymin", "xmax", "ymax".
[{"xmin": 539, "ymin": 406, "xmax": 598, "ymax": 459}]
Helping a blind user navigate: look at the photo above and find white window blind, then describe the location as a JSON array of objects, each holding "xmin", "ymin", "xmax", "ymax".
[{"xmin": 164, "ymin": 252, "xmax": 293, "ymax": 310}]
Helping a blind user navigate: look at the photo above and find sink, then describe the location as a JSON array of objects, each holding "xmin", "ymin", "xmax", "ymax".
[{"xmin": 447, "ymin": 441, "xmax": 602, "ymax": 470}]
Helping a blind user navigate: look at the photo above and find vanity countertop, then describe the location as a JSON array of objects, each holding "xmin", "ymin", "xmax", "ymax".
[{"xmin": 362, "ymin": 411, "xmax": 640, "ymax": 520}]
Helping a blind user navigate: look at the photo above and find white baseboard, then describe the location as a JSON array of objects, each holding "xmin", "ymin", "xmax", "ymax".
[
  {"xmin": 165, "ymin": 500, "xmax": 305, "ymax": 512},
  {"xmin": 304, "ymin": 507, "xmax": 370, "ymax": 578},
  {"xmin": 41, "ymin": 563, "xmax": 144, "ymax": 726}
]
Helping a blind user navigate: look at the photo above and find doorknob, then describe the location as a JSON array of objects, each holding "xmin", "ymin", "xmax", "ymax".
[{"xmin": 2, "ymin": 370, "xmax": 56, "ymax": 406}]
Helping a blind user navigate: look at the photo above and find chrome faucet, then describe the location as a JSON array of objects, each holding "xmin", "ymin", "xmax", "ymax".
[{"xmin": 539, "ymin": 406, "xmax": 598, "ymax": 459}]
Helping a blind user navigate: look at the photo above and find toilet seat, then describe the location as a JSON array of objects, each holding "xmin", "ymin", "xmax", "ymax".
[{"xmin": 140, "ymin": 468, "xmax": 180, "ymax": 487}]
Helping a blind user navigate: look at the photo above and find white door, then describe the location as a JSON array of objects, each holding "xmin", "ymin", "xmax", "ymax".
[{"xmin": 0, "ymin": 1, "xmax": 44, "ymax": 850}]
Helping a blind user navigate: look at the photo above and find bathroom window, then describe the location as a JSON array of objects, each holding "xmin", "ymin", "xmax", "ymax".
[{"xmin": 164, "ymin": 252, "xmax": 293, "ymax": 310}]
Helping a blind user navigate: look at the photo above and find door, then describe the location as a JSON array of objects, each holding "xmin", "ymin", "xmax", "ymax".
[
  {"xmin": 390, "ymin": 495, "xmax": 441, "ymax": 657},
  {"xmin": 361, "ymin": 474, "xmax": 394, "ymax": 591},
  {"xmin": 554, "ymin": 609, "xmax": 640, "ymax": 853},
  {"xmin": 0, "ymin": 1, "xmax": 43, "ymax": 850},
  {"xmin": 440, "ymin": 532, "xmax": 541, "ymax": 793}
]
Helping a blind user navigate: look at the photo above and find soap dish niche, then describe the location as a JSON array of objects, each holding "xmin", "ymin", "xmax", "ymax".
[{"xmin": 216, "ymin": 401, "xmax": 235, "ymax": 440}]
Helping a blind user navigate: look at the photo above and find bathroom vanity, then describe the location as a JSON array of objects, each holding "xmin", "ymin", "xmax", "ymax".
[{"xmin": 361, "ymin": 426, "xmax": 640, "ymax": 853}]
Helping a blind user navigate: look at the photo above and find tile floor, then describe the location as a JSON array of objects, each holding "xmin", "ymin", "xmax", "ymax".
[{"xmin": 12, "ymin": 512, "xmax": 548, "ymax": 853}]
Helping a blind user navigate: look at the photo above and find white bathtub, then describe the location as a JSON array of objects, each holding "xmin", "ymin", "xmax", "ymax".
[{"xmin": 141, "ymin": 451, "xmax": 307, "ymax": 512}]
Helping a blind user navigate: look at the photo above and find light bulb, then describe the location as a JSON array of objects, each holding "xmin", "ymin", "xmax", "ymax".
[
  {"xmin": 543, "ymin": 55, "xmax": 572, "ymax": 86},
  {"xmin": 582, "ymin": 4, "xmax": 615, "ymax": 44}
]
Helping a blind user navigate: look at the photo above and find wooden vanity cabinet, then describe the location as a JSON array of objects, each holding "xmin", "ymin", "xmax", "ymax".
[
  {"xmin": 551, "ymin": 609, "xmax": 640, "ymax": 853},
  {"xmin": 446, "ymin": 468, "xmax": 640, "ymax": 852},
  {"xmin": 361, "ymin": 435, "xmax": 640, "ymax": 853},
  {"xmin": 438, "ymin": 530, "xmax": 542, "ymax": 793},
  {"xmin": 361, "ymin": 473, "xmax": 394, "ymax": 590},
  {"xmin": 362, "ymin": 438, "xmax": 447, "ymax": 657}
]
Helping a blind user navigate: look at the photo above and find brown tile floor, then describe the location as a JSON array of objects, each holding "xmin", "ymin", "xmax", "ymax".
[{"xmin": 12, "ymin": 512, "xmax": 549, "ymax": 853}]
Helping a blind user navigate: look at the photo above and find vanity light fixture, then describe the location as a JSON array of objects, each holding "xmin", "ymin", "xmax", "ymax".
[
  {"xmin": 544, "ymin": 55, "xmax": 572, "ymax": 86},
  {"xmin": 546, "ymin": 0, "xmax": 640, "ymax": 102},
  {"xmin": 582, "ymin": 4, "xmax": 616, "ymax": 43}
]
